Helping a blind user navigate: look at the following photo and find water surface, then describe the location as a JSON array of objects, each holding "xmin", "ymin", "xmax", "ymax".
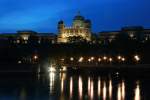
[{"xmin": 0, "ymin": 66, "xmax": 150, "ymax": 100}]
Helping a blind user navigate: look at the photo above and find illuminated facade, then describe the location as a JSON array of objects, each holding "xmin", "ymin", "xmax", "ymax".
[
  {"xmin": 0, "ymin": 31, "xmax": 56, "ymax": 44},
  {"xmin": 57, "ymin": 13, "xmax": 92, "ymax": 43}
]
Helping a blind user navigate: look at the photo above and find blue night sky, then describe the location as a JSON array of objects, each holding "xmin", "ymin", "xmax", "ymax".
[{"xmin": 0, "ymin": 0, "xmax": 150, "ymax": 33}]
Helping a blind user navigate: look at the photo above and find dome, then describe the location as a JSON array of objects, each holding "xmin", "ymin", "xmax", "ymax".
[
  {"xmin": 73, "ymin": 12, "xmax": 84, "ymax": 21},
  {"xmin": 74, "ymin": 15, "xmax": 84, "ymax": 21}
]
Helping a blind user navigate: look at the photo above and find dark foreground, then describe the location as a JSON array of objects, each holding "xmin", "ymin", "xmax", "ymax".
[{"xmin": 0, "ymin": 65, "xmax": 150, "ymax": 100}]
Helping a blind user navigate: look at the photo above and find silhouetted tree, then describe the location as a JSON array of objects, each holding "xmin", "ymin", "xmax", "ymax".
[{"xmin": 68, "ymin": 36, "xmax": 87, "ymax": 43}]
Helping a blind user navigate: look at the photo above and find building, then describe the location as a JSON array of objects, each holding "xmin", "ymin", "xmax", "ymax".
[
  {"xmin": 57, "ymin": 12, "xmax": 92, "ymax": 43},
  {"xmin": 0, "ymin": 30, "xmax": 56, "ymax": 45},
  {"xmin": 99, "ymin": 31, "xmax": 120, "ymax": 43},
  {"xmin": 121, "ymin": 26, "xmax": 144, "ymax": 40},
  {"xmin": 37, "ymin": 33, "xmax": 57, "ymax": 44},
  {"xmin": 144, "ymin": 29, "xmax": 150, "ymax": 41},
  {"xmin": 99, "ymin": 26, "xmax": 150, "ymax": 44}
]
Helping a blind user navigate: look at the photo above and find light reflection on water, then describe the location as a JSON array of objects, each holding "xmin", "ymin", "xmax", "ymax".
[
  {"xmin": 69, "ymin": 77, "xmax": 73, "ymax": 99},
  {"xmin": 118, "ymin": 84, "xmax": 122, "ymax": 100},
  {"xmin": 98, "ymin": 77, "xmax": 101, "ymax": 98},
  {"xmin": 90, "ymin": 79, "xmax": 94, "ymax": 100},
  {"xmin": 60, "ymin": 73, "xmax": 66, "ymax": 94},
  {"xmin": 78, "ymin": 76, "xmax": 83, "ymax": 100},
  {"xmin": 46, "ymin": 70, "xmax": 143, "ymax": 100},
  {"xmin": 122, "ymin": 80, "xmax": 125, "ymax": 100},
  {"xmin": 88, "ymin": 77, "xmax": 91, "ymax": 99},
  {"xmin": 0, "ymin": 68, "xmax": 146, "ymax": 100},
  {"xmin": 103, "ymin": 81, "xmax": 107, "ymax": 100},
  {"xmin": 134, "ymin": 81, "xmax": 141, "ymax": 100},
  {"xmin": 49, "ymin": 72, "xmax": 55, "ymax": 94},
  {"xmin": 117, "ymin": 81, "xmax": 126, "ymax": 100},
  {"xmin": 109, "ymin": 80, "xmax": 112, "ymax": 99}
]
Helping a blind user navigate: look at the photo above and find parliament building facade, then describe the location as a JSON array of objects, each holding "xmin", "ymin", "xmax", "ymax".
[{"xmin": 57, "ymin": 13, "xmax": 92, "ymax": 43}]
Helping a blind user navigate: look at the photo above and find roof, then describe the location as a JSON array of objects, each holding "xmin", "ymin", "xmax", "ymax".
[
  {"xmin": 37, "ymin": 33, "xmax": 56, "ymax": 36},
  {"xmin": 122, "ymin": 26, "xmax": 144, "ymax": 31},
  {"xmin": 73, "ymin": 12, "xmax": 85, "ymax": 21}
]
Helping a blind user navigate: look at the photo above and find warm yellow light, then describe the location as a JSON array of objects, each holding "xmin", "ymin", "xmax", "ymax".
[
  {"xmin": 103, "ymin": 82, "xmax": 107, "ymax": 100},
  {"xmin": 122, "ymin": 81, "xmax": 125, "ymax": 99},
  {"xmin": 118, "ymin": 56, "xmax": 121, "ymax": 60},
  {"xmin": 134, "ymin": 55, "xmax": 140, "ymax": 62},
  {"xmin": 60, "ymin": 66, "xmax": 67, "ymax": 72},
  {"xmin": 79, "ymin": 57, "xmax": 84, "ymax": 62},
  {"xmin": 49, "ymin": 71, "xmax": 55, "ymax": 94},
  {"xmin": 122, "ymin": 57, "xmax": 125, "ymax": 61},
  {"xmin": 34, "ymin": 55, "xmax": 38, "ymax": 60},
  {"xmin": 88, "ymin": 77, "xmax": 91, "ymax": 97},
  {"xmin": 22, "ymin": 36, "xmax": 29, "ymax": 40},
  {"xmin": 98, "ymin": 58, "xmax": 101, "ymax": 62},
  {"xmin": 117, "ymin": 84, "xmax": 121, "ymax": 100},
  {"xmin": 103, "ymin": 56, "xmax": 107, "ymax": 60},
  {"xmin": 70, "ymin": 77, "xmax": 73, "ymax": 99},
  {"xmin": 48, "ymin": 67, "xmax": 56, "ymax": 72},
  {"xmin": 109, "ymin": 80, "xmax": 112, "ymax": 98},
  {"xmin": 98, "ymin": 77, "xmax": 101, "ymax": 97},
  {"xmin": 91, "ymin": 57, "xmax": 94, "ymax": 60},
  {"xmin": 109, "ymin": 58, "xmax": 113, "ymax": 62},
  {"xmin": 78, "ymin": 76, "xmax": 83, "ymax": 99},
  {"xmin": 88, "ymin": 58, "xmax": 91, "ymax": 62},
  {"xmin": 90, "ymin": 80, "xmax": 94, "ymax": 100},
  {"xmin": 134, "ymin": 81, "xmax": 140, "ymax": 100},
  {"xmin": 70, "ymin": 57, "xmax": 74, "ymax": 61}
]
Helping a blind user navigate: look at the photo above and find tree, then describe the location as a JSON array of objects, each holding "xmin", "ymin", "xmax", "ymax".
[{"xmin": 67, "ymin": 36, "xmax": 87, "ymax": 43}]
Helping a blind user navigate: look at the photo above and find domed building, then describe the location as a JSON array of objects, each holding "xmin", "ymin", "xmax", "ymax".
[{"xmin": 57, "ymin": 12, "xmax": 92, "ymax": 43}]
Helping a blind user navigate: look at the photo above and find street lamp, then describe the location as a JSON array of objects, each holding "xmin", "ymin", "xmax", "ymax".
[
  {"xmin": 34, "ymin": 55, "xmax": 38, "ymax": 60},
  {"xmin": 117, "ymin": 56, "xmax": 121, "ymax": 60},
  {"xmin": 88, "ymin": 58, "xmax": 91, "ymax": 62},
  {"xmin": 79, "ymin": 57, "xmax": 84, "ymax": 63},
  {"xmin": 134, "ymin": 55, "xmax": 140, "ymax": 62},
  {"xmin": 121, "ymin": 57, "xmax": 125, "ymax": 62},
  {"xmin": 103, "ymin": 56, "xmax": 107, "ymax": 60},
  {"xmin": 98, "ymin": 58, "xmax": 101, "ymax": 62},
  {"xmin": 91, "ymin": 57, "xmax": 94, "ymax": 60},
  {"xmin": 109, "ymin": 58, "xmax": 113, "ymax": 62},
  {"xmin": 70, "ymin": 57, "xmax": 74, "ymax": 61}
]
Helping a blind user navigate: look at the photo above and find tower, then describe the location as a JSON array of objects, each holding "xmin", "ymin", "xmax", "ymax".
[
  {"xmin": 84, "ymin": 19, "xmax": 91, "ymax": 29},
  {"xmin": 58, "ymin": 20, "xmax": 65, "ymax": 33}
]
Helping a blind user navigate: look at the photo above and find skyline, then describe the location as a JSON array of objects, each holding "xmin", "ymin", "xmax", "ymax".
[{"xmin": 0, "ymin": 0, "xmax": 150, "ymax": 33}]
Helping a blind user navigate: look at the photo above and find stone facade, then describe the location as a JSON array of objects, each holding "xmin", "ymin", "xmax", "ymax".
[{"xmin": 57, "ymin": 13, "xmax": 91, "ymax": 43}]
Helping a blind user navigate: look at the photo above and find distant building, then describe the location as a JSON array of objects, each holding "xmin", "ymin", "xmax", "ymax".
[
  {"xmin": 144, "ymin": 29, "xmax": 150, "ymax": 41},
  {"xmin": 57, "ymin": 12, "xmax": 92, "ymax": 43},
  {"xmin": 99, "ymin": 26, "xmax": 150, "ymax": 44},
  {"xmin": 17, "ymin": 30, "xmax": 37, "ymax": 40},
  {"xmin": 99, "ymin": 31, "xmax": 120, "ymax": 43},
  {"xmin": 37, "ymin": 33, "xmax": 57, "ymax": 44},
  {"xmin": 0, "ymin": 30, "xmax": 56, "ymax": 44},
  {"xmin": 16, "ymin": 30, "xmax": 37, "ymax": 44},
  {"xmin": 121, "ymin": 26, "xmax": 144, "ymax": 40}
]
